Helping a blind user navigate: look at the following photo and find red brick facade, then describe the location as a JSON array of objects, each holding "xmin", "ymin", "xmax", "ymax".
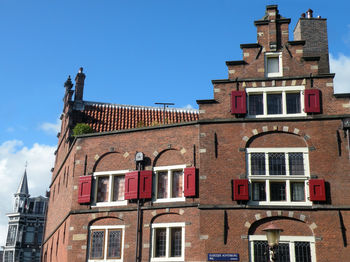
[{"xmin": 43, "ymin": 5, "xmax": 350, "ymax": 262}]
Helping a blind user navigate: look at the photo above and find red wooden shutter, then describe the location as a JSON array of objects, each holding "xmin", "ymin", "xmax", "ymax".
[
  {"xmin": 78, "ymin": 175, "xmax": 92, "ymax": 204},
  {"xmin": 233, "ymin": 179, "xmax": 249, "ymax": 201},
  {"xmin": 124, "ymin": 171, "xmax": 139, "ymax": 200},
  {"xmin": 309, "ymin": 179, "xmax": 326, "ymax": 201},
  {"xmin": 231, "ymin": 91, "xmax": 247, "ymax": 114},
  {"xmin": 184, "ymin": 167, "xmax": 196, "ymax": 197},
  {"xmin": 139, "ymin": 171, "xmax": 153, "ymax": 199},
  {"xmin": 304, "ymin": 89, "xmax": 321, "ymax": 113}
]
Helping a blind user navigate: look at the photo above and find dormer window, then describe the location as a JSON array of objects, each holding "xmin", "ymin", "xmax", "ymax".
[{"xmin": 265, "ymin": 52, "xmax": 282, "ymax": 77}]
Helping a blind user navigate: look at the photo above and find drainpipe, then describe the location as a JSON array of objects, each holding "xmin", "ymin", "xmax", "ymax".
[{"xmin": 135, "ymin": 152, "xmax": 144, "ymax": 262}]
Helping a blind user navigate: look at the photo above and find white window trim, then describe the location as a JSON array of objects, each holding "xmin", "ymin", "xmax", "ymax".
[
  {"xmin": 247, "ymin": 147, "xmax": 311, "ymax": 206},
  {"xmin": 153, "ymin": 165, "xmax": 186, "ymax": 203},
  {"xmin": 5, "ymin": 224, "xmax": 18, "ymax": 247},
  {"xmin": 92, "ymin": 170, "xmax": 129, "ymax": 207},
  {"xmin": 265, "ymin": 52, "xmax": 283, "ymax": 77},
  {"xmin": 88, "ymin": 225, "xmax": 125, "ymax": 262},
  {"xmin": 249, "ymin": 235, "xmax": 316, "ymax": 262},
  {"xmin": 246, "ymin": 86, "xmax": 306, "ymax": 118},
  {"xmin": 151, "ymin": 222, "xmax": 185, "ymax": 262},
  {"xmin": 3, "ymin": 249, "xmax": 15, "ymax": 262}
]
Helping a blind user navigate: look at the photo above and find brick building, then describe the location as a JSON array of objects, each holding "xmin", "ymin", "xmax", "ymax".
[
  {"xmin": 3, "ymin": 169, "xmax": 48, "ymax": 262},
  {"xmin": 43, "ymin": 5, "xmax": 350, "ymax": 262}
]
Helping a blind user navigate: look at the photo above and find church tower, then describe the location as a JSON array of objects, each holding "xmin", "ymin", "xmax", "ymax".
[{"xmin": 2, "ymin": 168, "xmax": 48, "ymax": 262}]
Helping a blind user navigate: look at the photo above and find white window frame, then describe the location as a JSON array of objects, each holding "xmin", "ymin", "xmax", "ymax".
[
  {"xmin": 88, "ymin": 225, "xmax": 125, "ymax": 262},
  {"xmin": 3, "ymin": 249, "xmax": 15, "ymax": 262},
  {"xmin": 92, "ymin": 170, "xmax": 129, "ymax": 207},
  {"xmin": 249, "ymin": 235, "xmax": 316, "ymax": 262},
  {"xmin": 247, "ymin": 147, "xmax": 311, "ymax": 206},
  {"xmin": 5, "ymin": 224, "xmax": 17, "ymax": 247},
  {"xmin": 265, "ymin": 52, "xmax": 283, "ymax": 77},
  {"xmin": 151, "ymin": 222, "xmax": 185, "ymax": 262},
  {"xmin": 246, "ymin": 86, "xmax": 306, "ymax": 118},
  {"xmin": 153, "ymin": 165, "xmax": 186, "ymax": 203}
]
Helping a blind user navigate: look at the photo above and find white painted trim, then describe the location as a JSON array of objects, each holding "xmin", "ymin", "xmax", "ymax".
[
  {"xmin": 153, "ymin": 165, "xmax": 186, "ymax": 203},
  {"xmin": 246, "ymin": 85, "xmax": 306, "ymax": 118},
  {"xmin": 249, "ymin": 235, "xmax": 316, "ymax": 262},
  {"xmin": 153, "ymin": 164, "xmax": 186, "ymax": 171},
  {"xmin": 247, "ymin": 86, "xmax": 305, "ymax": 93},
  {"xmin": 94, "ymin": 170, "xmax": 130, "ymax": 176},
  {"xmin": 247, "ymin": 147, "xmax": 308, "ymax": 153},
  {"xmin": 265, "ymin": 52, "xmax": 283, "ymax": 77},
  {"xmin": 151, "ymin": 222, "xmax": 185, "ymax": 262},
  {"xmin": 92, "ymin": 170, "xmax": 128, "ymax": 207},
  {"xmin": 247, "ymin": 148, "xmax": 311, "ymax": 206},
  {"xmin": 88, "ymin": 225, "xmax": 125, "ymax": 262}
]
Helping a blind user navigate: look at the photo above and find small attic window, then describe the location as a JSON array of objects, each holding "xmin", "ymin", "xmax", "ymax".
[{"xmin": 265, "ymin": 52, "xmax": 283, "ymax": 77}]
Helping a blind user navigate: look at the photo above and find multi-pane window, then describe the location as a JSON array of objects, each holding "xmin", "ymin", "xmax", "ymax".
[
  {"xmin": 89, "ymin": 225, "xmax": 124, "ymax": 262},
  {"xmin": 250, "ymin": 235, "xmax": 315, "ymax": 262},
  {"xmin": 247, "ymin": 148, "xmax": 311, "ymax": 206},
  {"xmin": 24, "ymin": 226, "xmax": 35, "ymax": 243},
  {"xmin": 154, "ymin": 165, "xmax": 185, "ymax": 202},
  {"xmin": 265, "ymin": 52, "xmax": 282, "ymax": 77},
  {"xmin": 246, "ymin": 86, "xmax": 306, "ymax": 118},
  {"xmin": 4, "ymin": 251, "xmax": 14, "ymax": 262},
  {"xmin": 6, "ymin": 225, "xmax": 17, "ymax": 246},
  {"xmin": 151, "ymin": 223, "xmax": 185, "ymax": 261},
  {"xmin": 34, "ymin": 201, "xmax": 45, "ymax": 214},
  {"xmin": 93, "ymin": 170, "xmax": 127, "ymax": 207}
]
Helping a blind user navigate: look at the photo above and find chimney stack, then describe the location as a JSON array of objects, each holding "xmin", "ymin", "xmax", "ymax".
[
  {"xmin": 293, "ymin": 9, "xmax": 330, "ymax": 74},
  {"xmin": 74, "ymin": 67, "xmax": 86, "ymax": 101}
]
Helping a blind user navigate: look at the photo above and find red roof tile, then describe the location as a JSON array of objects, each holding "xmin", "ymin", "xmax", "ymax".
[{"xmin": 80, "ymin": 102, "xmax": 199, "ymax": 133}]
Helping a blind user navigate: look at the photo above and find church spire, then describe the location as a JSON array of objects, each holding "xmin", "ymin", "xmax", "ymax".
[{"xmin": 15, "ymin": 166, "xmax": 29, "ymax": 197}]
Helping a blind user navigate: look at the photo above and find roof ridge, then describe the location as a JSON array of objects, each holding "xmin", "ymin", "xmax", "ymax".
[{"xmin": 83, "ymin": 101, "xmax": 199, "ymax": 113}]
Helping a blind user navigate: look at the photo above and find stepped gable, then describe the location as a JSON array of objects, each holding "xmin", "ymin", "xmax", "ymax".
[{"xmin": 79, "ymin": 101, "xmax": 199, "ymax": 132}]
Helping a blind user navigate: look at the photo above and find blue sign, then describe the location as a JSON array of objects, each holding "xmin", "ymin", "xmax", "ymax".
[{"xmin": 208, "ymin": 253, "xmax": 239, "ymax": 261}]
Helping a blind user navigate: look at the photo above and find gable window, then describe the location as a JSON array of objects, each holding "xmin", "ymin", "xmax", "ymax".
[
  {"xmin": 247, "ymin": 148, "xmax": 311, "ymax": 206},
  {"xmin": 265, "ymin": 52, "xmax": 282, "ymax": 77},
  {"xmin": 93, "ymin": 170, "xmax": 128, "ymax": 207},
  {"xmin": 151, "ymin": 222, "xmax": 185, "ymax": 261},
  {"xmin": 154, "ymin": 165, "xmax": 186, "ymax": 203},
  {"xmin": 89, "ymin": 225, "xmax": 124, "ymax": 262},
  {"xmin": 249, "ymin": 235, "xmax": 316, "ymax": 262},
  {"xmin": 247, "ymin": 86, "xmax": 306, "ymax": 118}
]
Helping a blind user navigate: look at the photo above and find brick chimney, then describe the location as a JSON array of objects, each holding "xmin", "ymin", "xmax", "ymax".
[
  {"xmin": 293, "ymin": 9, "xmax": 330, "ymax": 74},
  {"xmin": 74, "ymin": 67, "xmax": 86, "ymax": 101},
  {"xmin": 254, "ymin": 5, "xmax": 291, "ymax": 52}
]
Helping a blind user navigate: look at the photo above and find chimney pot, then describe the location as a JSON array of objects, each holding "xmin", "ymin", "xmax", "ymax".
[
  {"xmin": 301, "ymin": 13, "xmax": 306, "ymax": 18},
  {"xmin": 307, "ymin": 8, "xmax": 313, "ymax": 18},
  {"xmin": 74, "ymin": 67, "xmax": 86, "ymax": 101}
]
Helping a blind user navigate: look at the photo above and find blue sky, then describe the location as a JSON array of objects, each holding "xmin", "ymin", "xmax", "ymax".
[{"xmin": 0, "ymin": 0, "xmax": 350, "ymax": 245}]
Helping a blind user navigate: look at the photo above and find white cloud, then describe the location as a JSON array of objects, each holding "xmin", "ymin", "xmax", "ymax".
[
  {"xmin": 330, "ymin": 53, "xmax": 350, "ymax": 94},
  {"xmin": 0, "ymin": 140, "xmax": 55, "ymax": 245},
  {"xmin": 39, "ymin": 119, "xmax": 61, "ymax": 135}
]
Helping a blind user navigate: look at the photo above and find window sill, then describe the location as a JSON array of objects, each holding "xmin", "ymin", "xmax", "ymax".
[
  {"xmin": 91, "ymin": 200, "xmax": 128, "ymax": 208},
  {"xmin": 248, "ymin": 201, "xmax": 312, "ymax": 206},
  {"xmin": 246, "ymin": 113, "xmax": 307, "ymax": 118},
  {"xmin": 153, "ymin": 197, "xmax": 186, "ymax": 203}
]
